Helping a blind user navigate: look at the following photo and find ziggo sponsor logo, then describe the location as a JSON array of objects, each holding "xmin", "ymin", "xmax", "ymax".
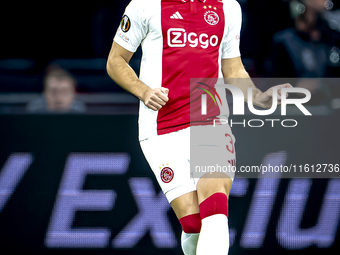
[{"xmin": 167, "ymin": 28, "xmax": 219, "ymax": 49}]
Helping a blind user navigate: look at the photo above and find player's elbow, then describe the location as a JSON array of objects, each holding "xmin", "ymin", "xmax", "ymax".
[
  {"xmin": 106, "ymin": 55, "xmax": 118, "ymax": 80},
  {"xmin": 223, "ymin": 66, "xmax": 249, "ymax": 79},
  {"xmin": 222, "ymin": 57, "xmax": 249, "ymax": 79},
  {"xmin": 106, "ymin": 58, "xmax": 113, "ymax": 77},
  {"xmin": 236, "ymin": 68, "xmax": 249, "ymax": 78}
]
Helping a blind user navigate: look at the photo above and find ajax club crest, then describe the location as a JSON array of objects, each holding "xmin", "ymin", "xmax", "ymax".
[
  {"xmin": 204, "ymin": 10, "xmax": 219, "ymax": 26},
  {"xmin": 160, "ymin": 167, "xmax": 174, "ymax": 183}
]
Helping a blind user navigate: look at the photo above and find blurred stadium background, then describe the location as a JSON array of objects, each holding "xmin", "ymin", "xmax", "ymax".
[{"xmin": 0, "ymin": 0, "xmax": 340, "ymax": 254}]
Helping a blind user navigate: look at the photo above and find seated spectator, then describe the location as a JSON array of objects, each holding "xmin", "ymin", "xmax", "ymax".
[
  {"xmin": 266, "ymin": 0, "xmax": 340, "ymax": 104},
  {"xmin": 267, "ymin": 0, "xmax": 339, "ymax": 78},
  {"xmin": 26, "ymin": 66, "xmax": 86, "ymax": 113}
]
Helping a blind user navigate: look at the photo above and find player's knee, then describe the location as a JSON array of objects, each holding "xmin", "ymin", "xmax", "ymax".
[
  {"xmin": 196, "ymin": 173, "xmax": 232, "ymax": 202},
  {"xmin": 196, "ymin": 174, "xmax": 231, "ymax": 220},
  {"xmin": 171, "ymin": 191, "xmax": 199, "ymax": 219}
]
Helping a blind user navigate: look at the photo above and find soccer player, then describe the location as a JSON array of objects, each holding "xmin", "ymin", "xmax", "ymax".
[{"xmin": 107, "ymin": 0, "xmax": 290, "ymax": 254}]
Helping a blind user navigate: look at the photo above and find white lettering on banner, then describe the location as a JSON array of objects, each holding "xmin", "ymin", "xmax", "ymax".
[
  {"xmin": 112, "ymin": 178, "xmax": 176, "ymax": 248},
  {"xmin": 0, "ymin": 153, "xmax": 33, "ymax": 213},
  {"xmin": 45, "ymin": 153, "xmax": 130, "ymax": 248},
  {"xmin": 277, "ymin": 178, "xmax": 340, "ymax": 249},
  {"xmin": 240, "ymin": 151, "xmax": 287, "ymax": 248},
  {"xmin": 167, "ymin": 28, "xmax": 219, "ymax": 49}
]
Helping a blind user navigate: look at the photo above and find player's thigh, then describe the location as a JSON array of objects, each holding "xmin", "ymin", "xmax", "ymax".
[
  {"xmin": 140, "ymin": 129, "xmax": 197, "ymax": 213},
  {"xmin": 196, "ymin": 172, "xmax": 233, "ymax": 204},
  {"xmin": 170, "ymin": 190, "xmax": 200, "ymax": 219},
  {"xmin": 191, "ymin": 124, "xmax": 235, "ymax": 203}
]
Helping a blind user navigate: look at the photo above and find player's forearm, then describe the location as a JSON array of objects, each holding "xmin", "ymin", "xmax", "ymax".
[
  {"xmin": 222, "ymin": 59, "xmax": 264, "ymax": 108},
  {"xmin": 227, "ymin": 70, "xmax": 264, "ymax": 107},
  {"xmin": 106, "ymin": 56, "xmax": 151, "ymax": 101}
]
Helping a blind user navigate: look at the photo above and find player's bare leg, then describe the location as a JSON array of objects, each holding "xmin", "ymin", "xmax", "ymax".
[
  {"xmin": 171, "ymin": 191, "xmax": 200, "ymax": 255},
  {"xmin": 196, "ymin": 173, "xmax": 233, "ymax": 255}
]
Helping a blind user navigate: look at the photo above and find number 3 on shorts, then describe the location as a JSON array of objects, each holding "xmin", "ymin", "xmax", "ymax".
[{"xmin": 225, "ymin": 134, "xmax": 235, "ymax": 154}]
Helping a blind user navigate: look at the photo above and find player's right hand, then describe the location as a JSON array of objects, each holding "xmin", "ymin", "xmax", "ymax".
[{"xmin": 142, "ymin": 87, "xmax": 169, "ymax": 111}]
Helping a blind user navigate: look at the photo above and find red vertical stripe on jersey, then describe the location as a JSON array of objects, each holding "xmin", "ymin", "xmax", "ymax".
[{"xmin": 158, "ymin": 0, "xmax": 225, "ymax": 135}]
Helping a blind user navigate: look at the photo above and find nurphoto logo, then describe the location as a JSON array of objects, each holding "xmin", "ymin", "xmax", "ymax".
[{"xmin": 195, "ymin": 81, "xmax": 312, "ymax": 128}]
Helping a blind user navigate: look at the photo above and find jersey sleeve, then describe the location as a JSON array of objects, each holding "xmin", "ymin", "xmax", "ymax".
[
  {"xmin": 221, "ymin": 0, "xmax": 242, "ymax": 59},
  {"xmin": 113, "ymin": 0, "xmax": 148, "ymax": 53}
]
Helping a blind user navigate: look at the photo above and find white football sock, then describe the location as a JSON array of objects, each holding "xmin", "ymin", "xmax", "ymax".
[
  {"xmin": 181, "ymin": 231, "xmax": 200, "ymax": 255},
  {"xmin": 196, "ymin": 214, "xmax": 229, "ymax": 255}
]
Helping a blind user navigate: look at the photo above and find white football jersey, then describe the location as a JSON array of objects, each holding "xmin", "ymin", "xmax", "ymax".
[{"xmin": 114, "ymin": 0, "xmax": 242, "ymax": 141}]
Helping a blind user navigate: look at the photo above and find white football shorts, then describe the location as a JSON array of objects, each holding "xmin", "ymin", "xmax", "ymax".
[{"xmin": 140, "ymin": 124, "xmax": 236, "ymax": 203}]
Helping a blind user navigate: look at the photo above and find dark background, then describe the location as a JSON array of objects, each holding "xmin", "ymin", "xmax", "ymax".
[
  {"xmin": 0, "ymin": 1, "xmax": 338, "ymax": 70},
  {"xmin": 0, "ymin": 0, "xmax": 339, "ymax": 96}
]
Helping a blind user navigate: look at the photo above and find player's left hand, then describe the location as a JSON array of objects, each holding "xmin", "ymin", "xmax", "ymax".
[{"xmin": 256, "ymin": 83, "xmax": 293, "ymax": 109}]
